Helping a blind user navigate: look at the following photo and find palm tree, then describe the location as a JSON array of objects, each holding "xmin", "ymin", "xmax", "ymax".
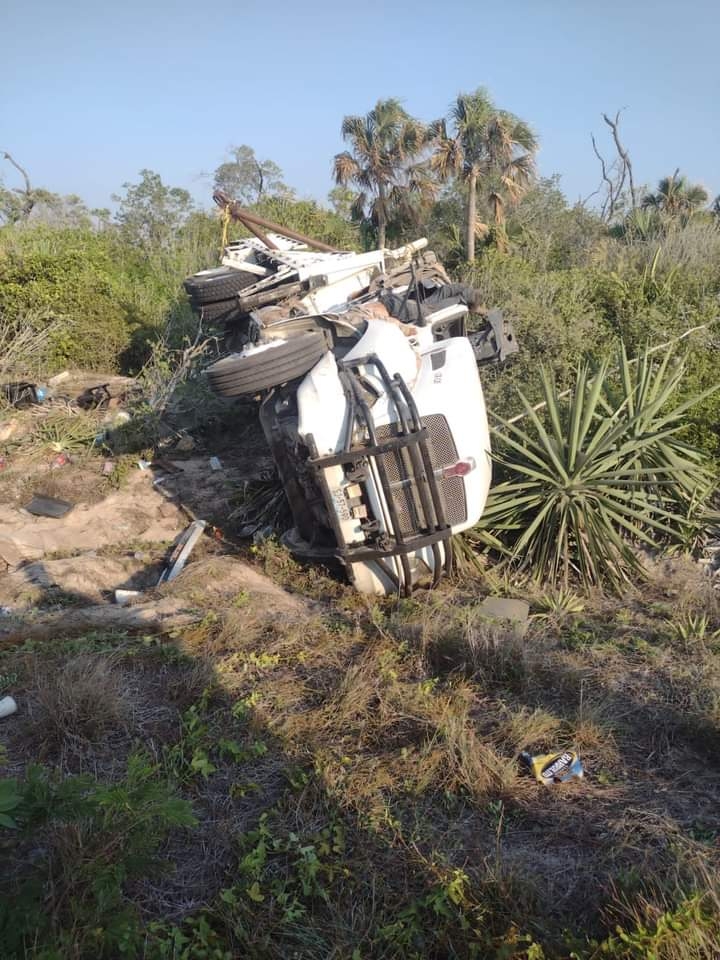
[
  {"xmin": 431, "ymin": 89, "xmax": 538, "ymax": 261},
  {"xmin": 641, "ymin": 171, "xmax": 708, "ymax": 218},
  {"xmin": 333, "ymin": 99, "xmax": 433, "ymax": 249}
]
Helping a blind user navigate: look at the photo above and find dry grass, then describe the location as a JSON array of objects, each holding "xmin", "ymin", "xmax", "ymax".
[
  {"xmin": 3, "ymin": 542, "xmax": 720, "ymax": 955},
  {"xmin": 29, "ymin": 652, "xmax": 135, "ymax": 750}
]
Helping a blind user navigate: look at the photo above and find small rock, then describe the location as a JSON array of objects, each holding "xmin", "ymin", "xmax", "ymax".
[{"xmin": 478, "ymin": 596, "xmax": 530, "ymax": 639}]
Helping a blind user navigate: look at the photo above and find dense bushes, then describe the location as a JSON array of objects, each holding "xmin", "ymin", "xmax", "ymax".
[
  {"xmin": 1, "ymin": 177, "xmax": 718, "ymax": 464},
  {"xmin": 0, "ymin": 191, "xmax": 361, "ymax": 376},
  {"xmin": 0, "ymin": 225, "xmax": 198, "ymax": 373}
]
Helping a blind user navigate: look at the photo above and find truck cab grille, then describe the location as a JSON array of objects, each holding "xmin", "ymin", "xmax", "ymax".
[{"xmin": 375, "ymin": 414, "xmax": 467, "ymax": 536}]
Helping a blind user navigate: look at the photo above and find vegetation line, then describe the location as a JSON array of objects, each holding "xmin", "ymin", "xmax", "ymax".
[{"xmin": 504, "ymin": 322, "xmax": 711, "ymax": 426}]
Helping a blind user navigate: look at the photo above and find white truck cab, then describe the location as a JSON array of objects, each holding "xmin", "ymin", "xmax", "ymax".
[
  {"xmin": 194, "ymin": 227, "xmax": 514, "ymax": 596},
  {"xmin": 260, "ymin": 307, "xmax": 492, "ymax": 595}
]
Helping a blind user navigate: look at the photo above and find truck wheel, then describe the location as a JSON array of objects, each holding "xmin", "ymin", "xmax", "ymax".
[
  {"xmin": 191, "ymin": 298, "xmax": 241, "ymax": 323},
  {"xmin": 206, "ymin": 333, "xmax": 327, "ymax": 397},
  {"xmin": 184, "ymin": 267, "xmax": 257, "ymax": 303}
]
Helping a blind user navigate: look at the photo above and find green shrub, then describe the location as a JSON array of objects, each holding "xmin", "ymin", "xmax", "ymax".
[
  {"xmin": 0, "ymin": 755, "xmax": 196, "ymax": 959},
  {"xmin": 474, "ymin": 342, "xmax": 717, "ymax": 591}
]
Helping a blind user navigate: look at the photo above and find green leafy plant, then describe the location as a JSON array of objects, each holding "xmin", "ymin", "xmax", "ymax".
[
  {"xmin": 665, "ymin": 612, "xmax": 720, "ymax": 650},
  {"xmin": 534, "ymin": 587, "xmax": 585, "ymax": 623},
  {"xmin": 474, "ymin": 342, "xmax": 717, "ymax": 591},
  {"xmin": 0, "ymin": 755, "xmax": 196, "ymax": 958},
  {"xmin": 32, "ymin": 410, "xmax": 99, "ymax": 454},
  {"xmin": 0, "ymin": 779, "xmax": 22, "ymax": 829}
]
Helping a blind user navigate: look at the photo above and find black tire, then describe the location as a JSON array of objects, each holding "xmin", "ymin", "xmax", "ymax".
[
  {"xmin": 206, "ymin": 333, "xmax": 327, "ymax": 398},
  {"xmin": 184, "ymin": 267, "xmax": 257, "ymax": 304},
  {"xmin": 190, "ymin": 298, "xmax": 242, "ymax": 323}
]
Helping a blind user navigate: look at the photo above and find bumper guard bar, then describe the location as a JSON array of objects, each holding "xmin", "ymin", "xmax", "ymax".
[{"xmin": 307, "ymin": 353, "xmax": 453, "ymax": 594}]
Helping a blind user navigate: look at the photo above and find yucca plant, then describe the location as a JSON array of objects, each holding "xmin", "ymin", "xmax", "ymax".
[{"xmin": 472, "ymin": 343, "xmax": 717, "ymax": 592}]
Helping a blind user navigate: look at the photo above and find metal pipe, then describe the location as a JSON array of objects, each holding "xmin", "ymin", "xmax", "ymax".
[
  {"xmin": 238, "ymin": 216, "xmax": 278, "ymax": 249},
  {"xmin": 213, "ymin": 191, "xmax": 338, "ymax": 253}
]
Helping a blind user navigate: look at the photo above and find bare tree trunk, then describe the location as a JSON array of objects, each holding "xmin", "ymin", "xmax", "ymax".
[
  {"xmin": 466, "ymin": 169, "xmax": 477, "ymax": 262},
  {"xmin": 1, "ymin": 150, "xmax": 35, "ymax": 221},
  {"xmin": 591, "ymin": 133, "xmax": 625, "ymax": 222},
  {"xmin": 377, "ymin": 182, "xmax": 387, "ymax": 249},
  {"xmin": 254, "ymin": 158, "xmax": 264, "ymax": 203},
  {"xmin": 603, "ymin": 111, "xmax": 637, "ymax": 210}
]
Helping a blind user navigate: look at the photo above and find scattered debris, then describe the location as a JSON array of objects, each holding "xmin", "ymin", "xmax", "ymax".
[
  {"xmin": 209, "ymin": 456, "xmax": 223, "ymax": 471},
  {"xmin": 151, "ymin": 458, "xmax": 183, "ymax": 475},
  {"xmin": 2, "ymin": 382, "xmax": 44, "ymax": 407},
  {"xmin": 158, "ymin": 520, "xmax": 207, "ymax": 585},
  {"xmin": 520, "ymin": 749, "xmax": 584, "ymax": 784},
  {"xmin": 50, "ymin": 452, "xmax": 71, "ymax": 469},
  {"xmin": 24, "ymin": 495, "xmax": 73, "ymax": 519},
  {"xmin": 0, "ymin": 472, "xmax": 184, "ymax": 568},
  {"xmin": 0, "ymin": 557, "xmax": 308, "ymax": 648},
  {"xmin": 0, "ymin": 555, "xmax": 162, "ymax": 610},
  {"xmin": 114, "ymin": 589, "xmax": 141, "ymax": 606},
  {"xmin": 47, "ymin": 370, "xmax": 70, "ymax": 387},
  {"xmin": 0, "ymin": 695, "xmax": 17, "ymax": 719},
  {"xmin": 102, "ymin": 459, "xmax": 114, "ymax": 475},
  {"xmin": 76, "ymin": 383, "xmax": 112, "ymax": 410}
]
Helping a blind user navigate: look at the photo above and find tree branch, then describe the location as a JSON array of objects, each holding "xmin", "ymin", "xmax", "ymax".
[
  {"xmin": 1, "ymin": 150, "xmax": 35, "ymax": 219},
  {"xmin": 603, "ymin": 111, "xmax": 636, "ymax": 209},
  {"xmin": 591, "ymin": 134, "xmax": 615, "ymax": 221}
]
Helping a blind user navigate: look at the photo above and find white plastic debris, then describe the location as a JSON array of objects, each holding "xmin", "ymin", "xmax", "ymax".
[
  {"xmin": 114, "ymin": 589, "xmax": 141, "ymax": 606},
  {"xmin": 0, "ymin": 696, "xmax": 17, "ymax": 720},
  {"xmin": 209, "ymin": 456, "xmax": 223, "ymax": 471}
]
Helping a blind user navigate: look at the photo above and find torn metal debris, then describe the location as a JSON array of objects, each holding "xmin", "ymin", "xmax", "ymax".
[{"xmin": 157, "ymin": 520, "xmax": 207, "ymax": 584}]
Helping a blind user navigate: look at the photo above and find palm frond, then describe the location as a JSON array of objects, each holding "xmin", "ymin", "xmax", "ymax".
[
  {"xmin": 332, "ymin": 152, "xmax": 360, "ymax": 187},
  {"xmin": 472, "ymin": 342, "xmax": 718, "ymax": 592}
]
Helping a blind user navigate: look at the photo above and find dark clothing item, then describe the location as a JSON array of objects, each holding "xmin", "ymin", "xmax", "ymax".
[{"xmin": 379, "ymin": 282, "xmax": 478, "ymax": 325}]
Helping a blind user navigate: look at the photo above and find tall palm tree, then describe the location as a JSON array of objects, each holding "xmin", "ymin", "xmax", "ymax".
[
  {"xmin": 641, "ymin": 171, "xmax": 709, "ymax": 218},
  {"xmin": 430, "ymin": 89, "xmax": 538, "ymax": 261},
  {"xmin": 333, "ymin": 99, "xmax": 433, "ymax": 249}
]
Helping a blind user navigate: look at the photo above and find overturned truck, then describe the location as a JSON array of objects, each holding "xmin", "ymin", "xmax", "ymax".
[{"xmin": 185, "ymin": 193, "xmax": 518, "ymax": 596}]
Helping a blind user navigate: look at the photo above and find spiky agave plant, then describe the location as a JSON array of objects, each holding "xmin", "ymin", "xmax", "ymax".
[{"xmin": 473, "ymin": 343, "xmax": 717, "ymax": 592}]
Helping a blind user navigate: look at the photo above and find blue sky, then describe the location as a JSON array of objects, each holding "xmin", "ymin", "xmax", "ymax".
[{"xmin": 3, "ymin": 0, "xmax": 718, "ymax": 211}]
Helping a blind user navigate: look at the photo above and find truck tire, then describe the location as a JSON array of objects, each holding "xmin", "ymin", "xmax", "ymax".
[
  {"xmin": 206, "ymin": 333, "xmax": 327, "ymax": 397},
  {"xmin": 184, "ymin": 267, "xmax": 257, "ymax": 304},
  {"xmin": 191, "ymin": 298, "xmax": 241, "ymax": 323}
]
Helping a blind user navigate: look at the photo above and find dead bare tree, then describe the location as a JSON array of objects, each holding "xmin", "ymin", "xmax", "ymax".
[
  {"xmin": 589, "ymin": 110, "xmax": 637, "ymax": 222},
  {"xmin": 603, "ymin": 111, "xmax": 637, "ymax": 209},
  {"xmin": 591, "ymin": 133, "xmax": 625, "ymax": 221},
  {"xmin": 1, "ymin": 150, "xmax": 36, "ymax": 221}
]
